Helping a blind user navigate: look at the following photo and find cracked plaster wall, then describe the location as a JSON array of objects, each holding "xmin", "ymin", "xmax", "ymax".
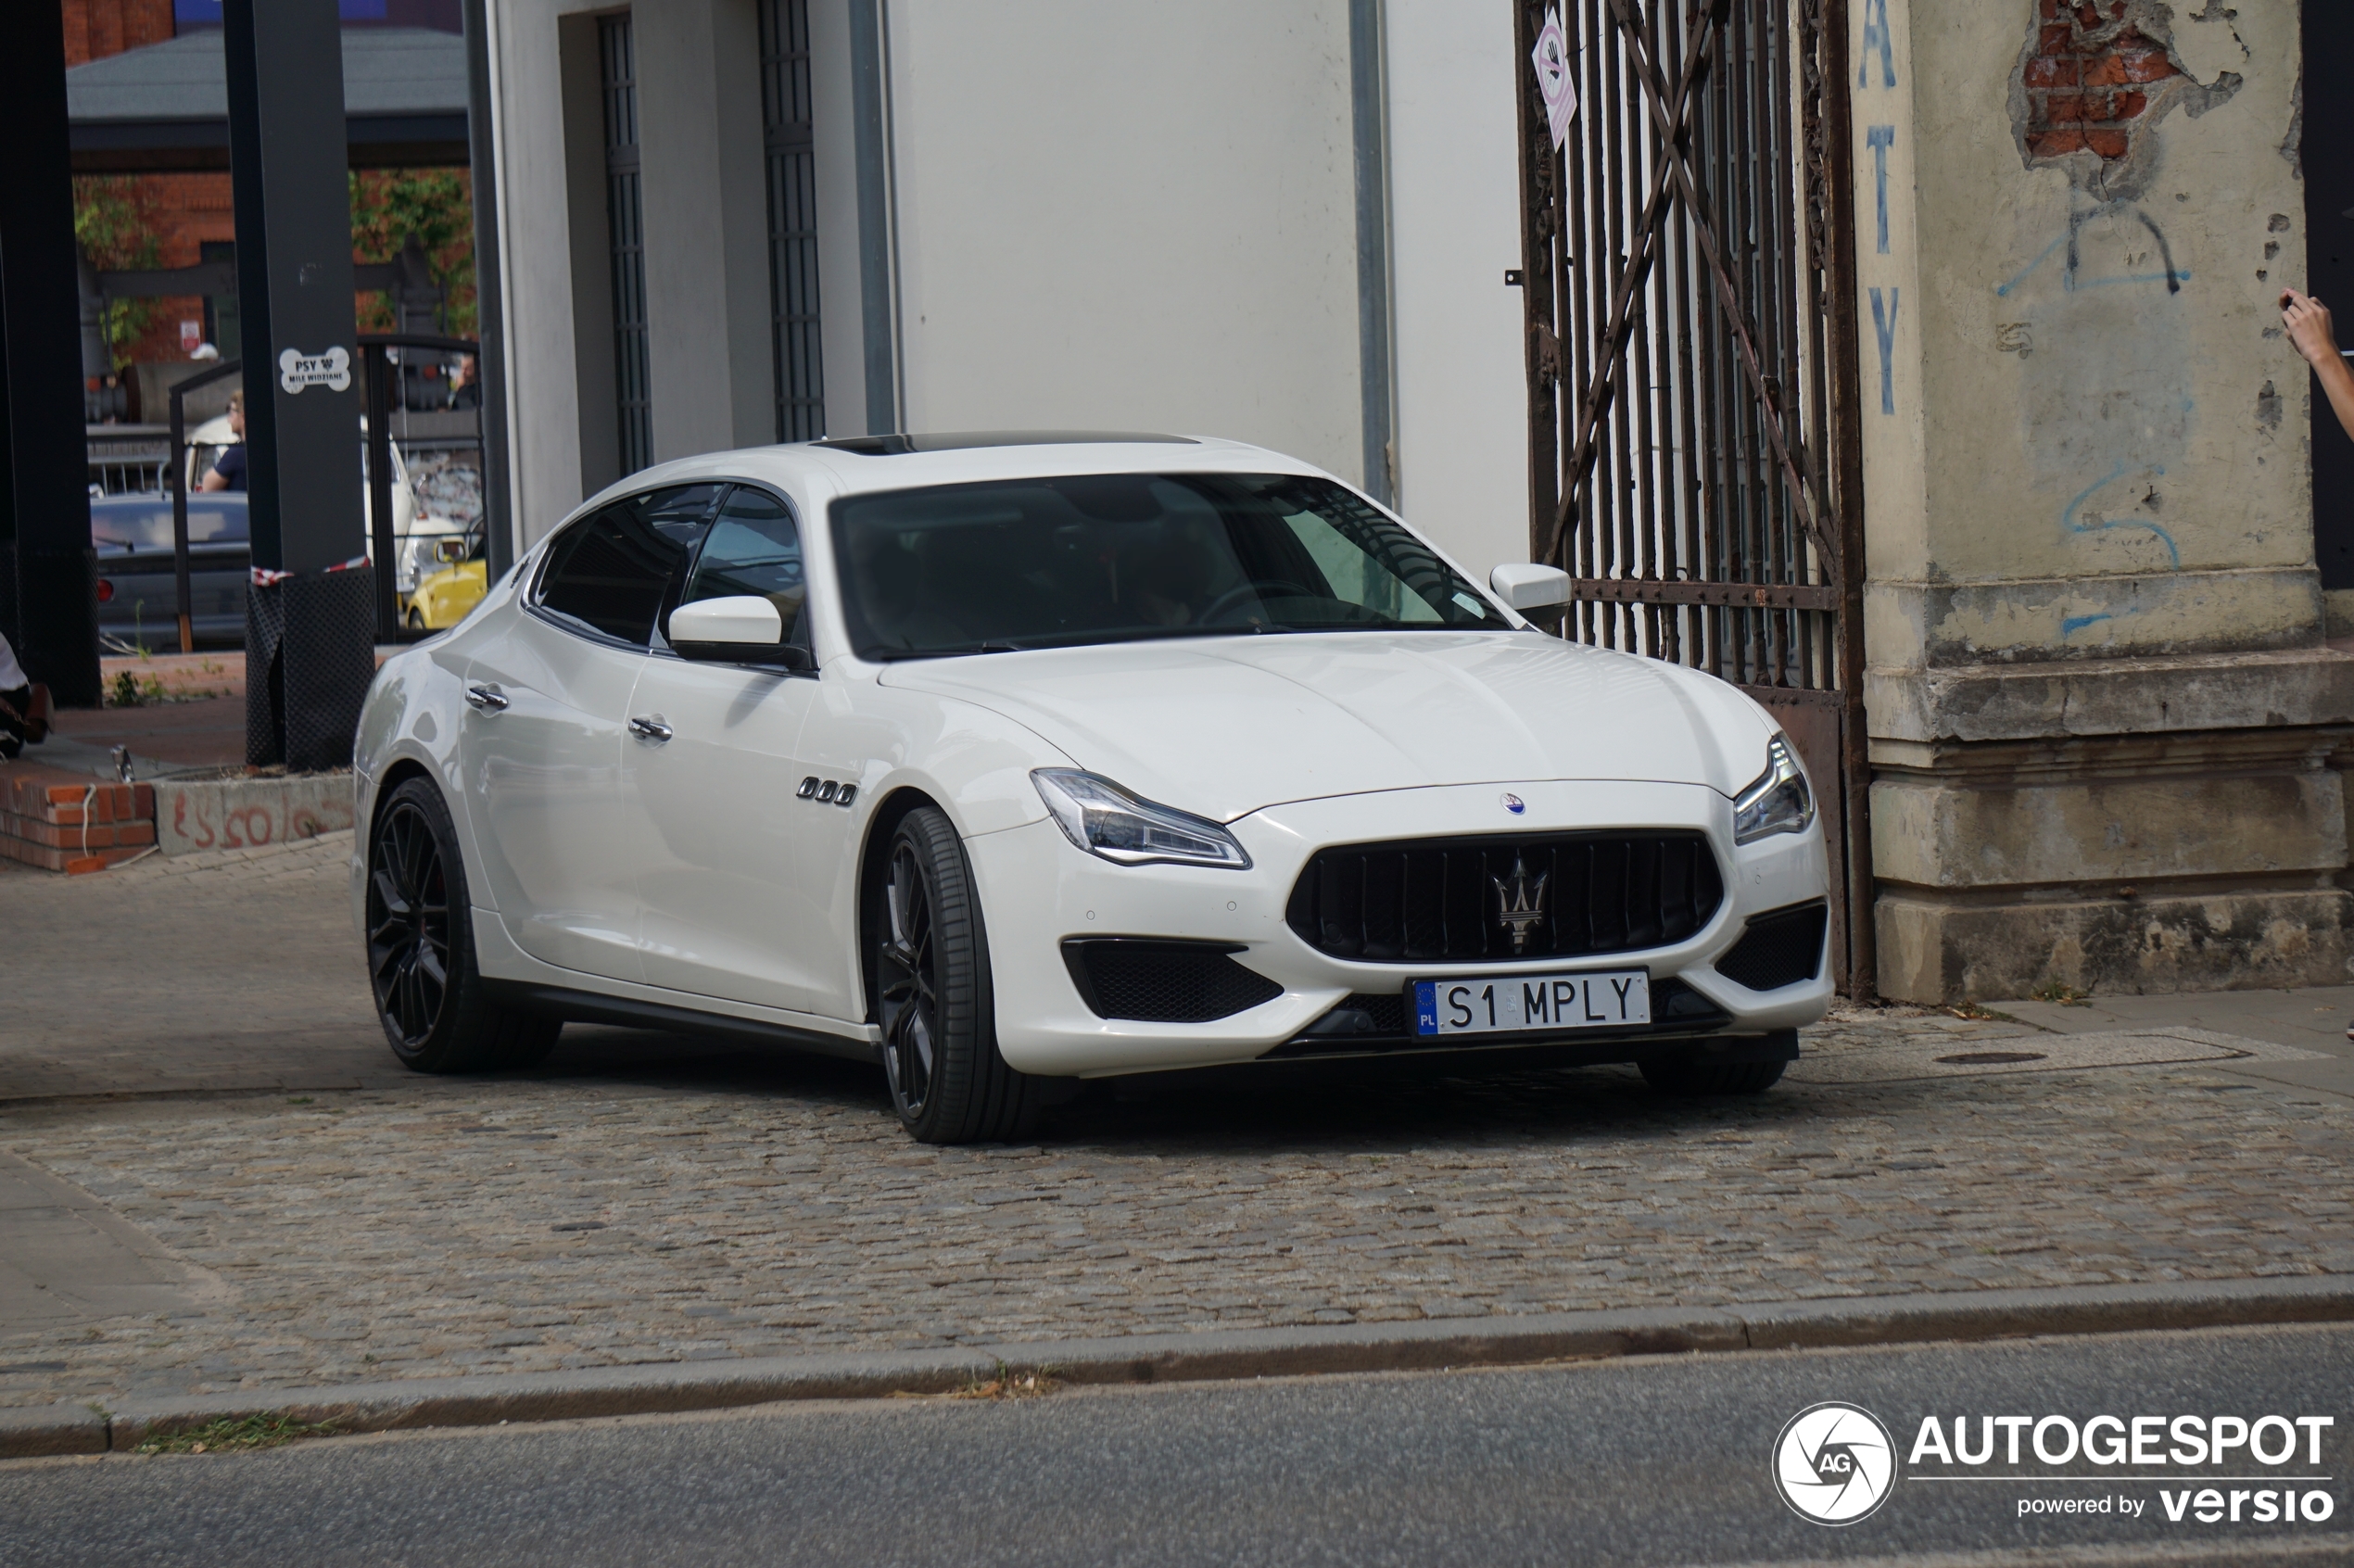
[{"xmin": 1858, "ymin": 0, "xmax": 2311, "ymax": 681}]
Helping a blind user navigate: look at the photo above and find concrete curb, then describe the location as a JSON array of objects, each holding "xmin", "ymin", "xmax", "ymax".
[{"xmin": 13, "ymin": 1275, "xmax": 2351, "ymax": 1461}]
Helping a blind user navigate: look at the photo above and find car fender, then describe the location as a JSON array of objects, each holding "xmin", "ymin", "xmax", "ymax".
[
  {"xmin": 794, "ymin": 667, "xmax": 1077, "ymax": 1021},
  {"xmin": 350, "ymin": 605, "xmax": 505, "ymax": 939}
]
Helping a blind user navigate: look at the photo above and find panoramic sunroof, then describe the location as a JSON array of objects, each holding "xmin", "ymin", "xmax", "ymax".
[{"xmin": 811, "ymin": 431, "xmax": 1198, "ymax": 456}]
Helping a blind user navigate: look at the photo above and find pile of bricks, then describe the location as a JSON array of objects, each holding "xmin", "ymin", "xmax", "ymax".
[
  {"xmin": 0, "ymin": 762, "xmax": 157, "ymax": 874},
  {"xmin": 2020, "ymin": 0, "xmax": 2183, "ymax": 163}
]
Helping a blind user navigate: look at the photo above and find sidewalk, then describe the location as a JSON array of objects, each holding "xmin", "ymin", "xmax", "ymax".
[{"xmin": 2, "ymin": 831, "xmax": 2349, "ymax": 1417}]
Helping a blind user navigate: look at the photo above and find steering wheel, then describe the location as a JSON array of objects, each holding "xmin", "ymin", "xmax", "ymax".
[{"xmin": 1198, "ymin": 578, "xmax": 1323, "ymax": 625}]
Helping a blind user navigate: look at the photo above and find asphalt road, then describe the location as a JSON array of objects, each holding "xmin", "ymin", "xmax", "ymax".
[{"xmin": 5, "ymin": 1324, "xmax": 2350, "ymax": 1566}]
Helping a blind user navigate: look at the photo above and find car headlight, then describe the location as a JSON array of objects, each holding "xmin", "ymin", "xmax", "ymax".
[
  {"xmin": 1732, "ymin": 733, "xmax": 1815, "ymax": 845},
  {"xmin": 1031, "ymin": 769, "xmax": 1252, "ymax": 869}
]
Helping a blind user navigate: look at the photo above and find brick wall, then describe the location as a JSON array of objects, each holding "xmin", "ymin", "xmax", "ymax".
[
  {"xmin": 61, "ymin": 0, "xmax": 173, "ymax": 68},
  {"xmin": 2019, "ymin": 1, "xmax": 2190, "ymax": 164},
  {"xmin": 0, "ymin": 766, "xmax": 157, "ymax": 874}
]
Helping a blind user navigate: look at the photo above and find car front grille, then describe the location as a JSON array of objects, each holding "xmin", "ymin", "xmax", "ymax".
[
  {"xmin": 1713, "ymin": 901, "xmax": 1829, "ymax": 992},
  {"xmin": 1285, "ymin": 832, "xmax": 1724, "ymax": 965},
  {"xmin": 1062, "ymin": 940, "xmax": 1285, "ymax": 1024}
]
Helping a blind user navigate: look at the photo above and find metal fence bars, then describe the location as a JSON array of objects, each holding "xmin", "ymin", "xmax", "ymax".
[{"xmin": 1514, "ymin": 0, "xmax": 1872, "ymax": 993}]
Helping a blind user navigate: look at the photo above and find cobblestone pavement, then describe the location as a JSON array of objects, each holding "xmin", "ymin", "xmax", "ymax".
[{"xmin": 2, "ymin": 834, "xmax": 2350, "ymax": 1410}]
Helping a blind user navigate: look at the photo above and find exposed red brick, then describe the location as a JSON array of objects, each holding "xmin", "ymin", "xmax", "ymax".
[
  {"xmin": 2120, "ymin": 49, "xmax": 2178, "ymax": 82},
  {"xmin": 2082, "ymin": 52, "xmax": 2129, "ymax": 86},
  {"xmin": 60, "ymin": 0, "xmax": 172, "ymax": 69},
  {"xmin": 2084, "ymin": 128, "xmax": 2130, "ymax": 158},
  {"xmin": 2031, "ymin": 129, "xmax": 2088, "ymax": 158},
  {"xmin": 2042, "ymin": 23, "xmax": 2074, "ymax": 51},
  {"xmin": 2024, "ymin": 57, "xmax": 2081, "ymax": 89}
]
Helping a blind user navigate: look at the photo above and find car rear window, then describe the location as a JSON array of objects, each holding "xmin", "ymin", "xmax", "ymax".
[{"xmin": 90, "ymin": 499, "xmax": 249, "ymax": 553}]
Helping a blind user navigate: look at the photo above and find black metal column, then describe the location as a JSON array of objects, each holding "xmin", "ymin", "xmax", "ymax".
[
  {"xmin": 224, "ymin": 0, "xmax": 375, "ymax": 771},
  {"xmin": 0, "ymin": 2, "xmax": 102, "ymax": 708}
]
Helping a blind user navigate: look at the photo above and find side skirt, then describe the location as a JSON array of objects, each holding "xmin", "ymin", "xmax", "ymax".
[{"xmin": 480, "ymin": 980, "xmax": 880, "ymax": 1065}]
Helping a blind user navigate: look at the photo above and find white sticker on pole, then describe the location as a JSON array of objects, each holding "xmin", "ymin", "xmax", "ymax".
[
  {"xmin": 1532, "ymin": 8, "xmax": 1576, "ymax": 150},
  {"xmin": 278, "ymin": 346, "xmax": 352, "ymax": 395}
]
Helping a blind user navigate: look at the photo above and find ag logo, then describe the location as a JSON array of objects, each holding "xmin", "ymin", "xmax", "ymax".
[{"xmin": 1772, "ymin": 1402, "xmax": 1896, "ymax": 1525}]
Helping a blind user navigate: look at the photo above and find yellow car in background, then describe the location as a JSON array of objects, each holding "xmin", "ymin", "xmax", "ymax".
[{"xmin": 403, "ymin": 535, "xmax": 488, "ymax": 631}]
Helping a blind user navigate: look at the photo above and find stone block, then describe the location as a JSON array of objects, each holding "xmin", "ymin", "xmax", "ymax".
[
  {"xmin": 1872, "ymin": 767, "xmax": 2347, "ymax": 890},
  {"xmin": 155, "ymin": 773, "xmax": 358, "ymax": 856},
  {"xmin": 1875, "ymin": 886, "xmax": 2354, "ymax": 1004},
  {"xmin": 1866, "ymin": 648, "xmax": 2354, "ymax": 746}
]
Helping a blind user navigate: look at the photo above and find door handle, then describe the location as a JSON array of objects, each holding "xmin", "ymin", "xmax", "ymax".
[
  {"xmin": 464, "ymin": 683, "xmax": 508, "ymax": 713},
  {"xmin": 628, "ymin": 714, "xmax": 673, "ymax": 743}
]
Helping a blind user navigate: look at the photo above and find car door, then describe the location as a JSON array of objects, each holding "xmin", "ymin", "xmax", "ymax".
[
  {"xmin": 626, "ymin": 484, "xmax": 830, "ymax": 1011},
  {"xmin": 458, "ymin": 485, "xmax": 719, "ymax": 981}
]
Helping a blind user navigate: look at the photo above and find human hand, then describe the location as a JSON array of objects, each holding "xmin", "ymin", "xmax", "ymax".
[{"xmin": 2282, "ymin": 287, "xmax": 2343, "ymax": 370}]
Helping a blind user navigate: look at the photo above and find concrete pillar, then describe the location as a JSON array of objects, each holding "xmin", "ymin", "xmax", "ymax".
[
  {"xmin": 1858, "ymin": 0, "xmax": 2351, "ymax": 1001},
  {"xmin": 634, "ymin": 0, "xmax": 777, "ymax": 459}
]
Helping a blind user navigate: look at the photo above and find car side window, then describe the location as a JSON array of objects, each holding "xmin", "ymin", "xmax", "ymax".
[
  {"xmin": 534, "ymin": 484, "xmax": 722, "ymax": 646},
  {"xmin": 677, "ymin": 487, "xmax": 807, "ymax": 647}
]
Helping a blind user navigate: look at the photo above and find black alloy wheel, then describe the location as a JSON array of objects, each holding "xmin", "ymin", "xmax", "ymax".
[
  {"xmin": 365, "ymin": 777, "xmax": 561, "ymax": 1073},
  {"xmin": 871, "ymin": 806, "xmax": 1044, "ymax": 1144},
  {"xmin": 877, "ymin": 836, "xmax": 940, "ymax": 1119},
  {"xmin": 369, "ymin": 794, "xmax": 453, "ymax": 1049}
]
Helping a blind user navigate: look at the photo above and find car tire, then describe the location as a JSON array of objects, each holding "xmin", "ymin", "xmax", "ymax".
[
  {"xmin": 1639, "ymin": 1054, "xmax": 1786, "ymax": 1096},
  {"xmin": 405, "ymin": 608, "xmax": 426, "ymax": 631},
  {"xmin": 873, "ymin": 805, "xmax": 1044, "ymax": 1144},
  {"xmin": 366, "ymin": 776, "xmax": 561, "ymax": 1074}
]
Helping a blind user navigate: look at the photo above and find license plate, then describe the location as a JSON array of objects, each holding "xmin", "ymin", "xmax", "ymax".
[{"xmin": 1412, "ymin": 970, "xmax": 1651, "ymax": 1037}]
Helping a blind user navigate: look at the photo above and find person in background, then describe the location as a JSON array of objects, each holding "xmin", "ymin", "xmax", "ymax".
[
  {"xmin": 2283, "ymin": 288, "xmax": 2354, "ymax": 441},
  {"xmin": 199, "ymin": 389, "xmax": 247, "ymax": 492},
  {"xmin": 447, "ymin": 353, "xmax": 481, "ymax": 411},
  {"xmin": 0, "ymin": 632, "xmax": 49, "ymax": 761}
]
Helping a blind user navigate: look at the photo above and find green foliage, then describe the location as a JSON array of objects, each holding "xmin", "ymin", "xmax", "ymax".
[
  {"xmin": 134, "ymin": 1412, "xmax": 340, "ymax": 1455},
  {"xmin": 72, "ymin": 176, "xmax": 161, "ymax": 367},
  {"xmin": 349, "ymin": 168, "xmax": 478, "ymax": 336}
]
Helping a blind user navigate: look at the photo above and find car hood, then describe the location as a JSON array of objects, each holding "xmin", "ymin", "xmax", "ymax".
[{"xmin": 876, "ymin": 632, "xmax": 1775, "ymax": 822}]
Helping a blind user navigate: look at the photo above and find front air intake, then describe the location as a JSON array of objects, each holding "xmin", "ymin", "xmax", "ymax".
[
  {"xmin": 1062, "ymin": 940, "xmax": 1284, "ymax": 1023},
  {"xmin": 1714, "ymin": 901, "xmax": 1829, "ymax": 992}
]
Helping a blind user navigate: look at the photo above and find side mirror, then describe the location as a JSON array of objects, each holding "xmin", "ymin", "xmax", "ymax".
[
  {"xmin": 433, "ymin": 537, "xmax": 469, "ymax": 564},
  {"xmin": 669, "ymin": 595, "xmax": 810, "ymax": 669},
  {"xmin": 1489, "ymin": 563, "xmax": 1573, "ymax": 611}
]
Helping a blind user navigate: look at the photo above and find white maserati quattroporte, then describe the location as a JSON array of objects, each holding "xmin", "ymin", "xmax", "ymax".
[{"xmin": 353, "ymin": 432, "xmax": 1830, "ymax": 1143}]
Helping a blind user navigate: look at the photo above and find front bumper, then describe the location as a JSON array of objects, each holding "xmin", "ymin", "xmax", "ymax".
[{"xmin": 964, "ymin": 779, "xmax": 1832, "ymax": 1078}]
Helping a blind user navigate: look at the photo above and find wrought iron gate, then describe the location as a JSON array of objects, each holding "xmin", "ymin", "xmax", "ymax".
[{"xmin": 1514, "ymin": 0, "xmax": 1874, "ymax": 994}]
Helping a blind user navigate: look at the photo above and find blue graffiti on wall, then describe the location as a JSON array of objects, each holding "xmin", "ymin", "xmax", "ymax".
[
  {"xmin": 1869, "ymin": 288, "xmax": 1900, "ymax": 415},
  {"xmin": 1857, "ymin": 0, "xmax": 1895, "ymax": 88},
  {"xmin": 1867, "ymin": 126, "xmax": 1896, "ymax": 254},
  {"xmin": 2062, "ymin": 462, "xmax": 2180, "ymax": 568},
  {"xmin": 1998, "ymin": 206, "xmax": 2186, "ymax": 297},
  {"xmin": 1994, "ymin": 204, "xmax": 2193, "ymax": 640}
]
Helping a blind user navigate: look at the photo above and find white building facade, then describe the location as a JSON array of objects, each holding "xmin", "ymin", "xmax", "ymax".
[{"xmin": 479, "ymin": 0, "xmax": 1531, "ymax": 576}]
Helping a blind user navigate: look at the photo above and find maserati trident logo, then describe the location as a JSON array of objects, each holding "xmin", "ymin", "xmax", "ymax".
[{"xmin": 1491, "ymin": 854, "xmax": 1549, "ymax": 954}]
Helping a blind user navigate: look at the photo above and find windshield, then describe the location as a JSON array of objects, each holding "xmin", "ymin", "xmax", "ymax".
[{"xmin": 831, "ymin": 473, "xmax": 1506, "ymax": 658}]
